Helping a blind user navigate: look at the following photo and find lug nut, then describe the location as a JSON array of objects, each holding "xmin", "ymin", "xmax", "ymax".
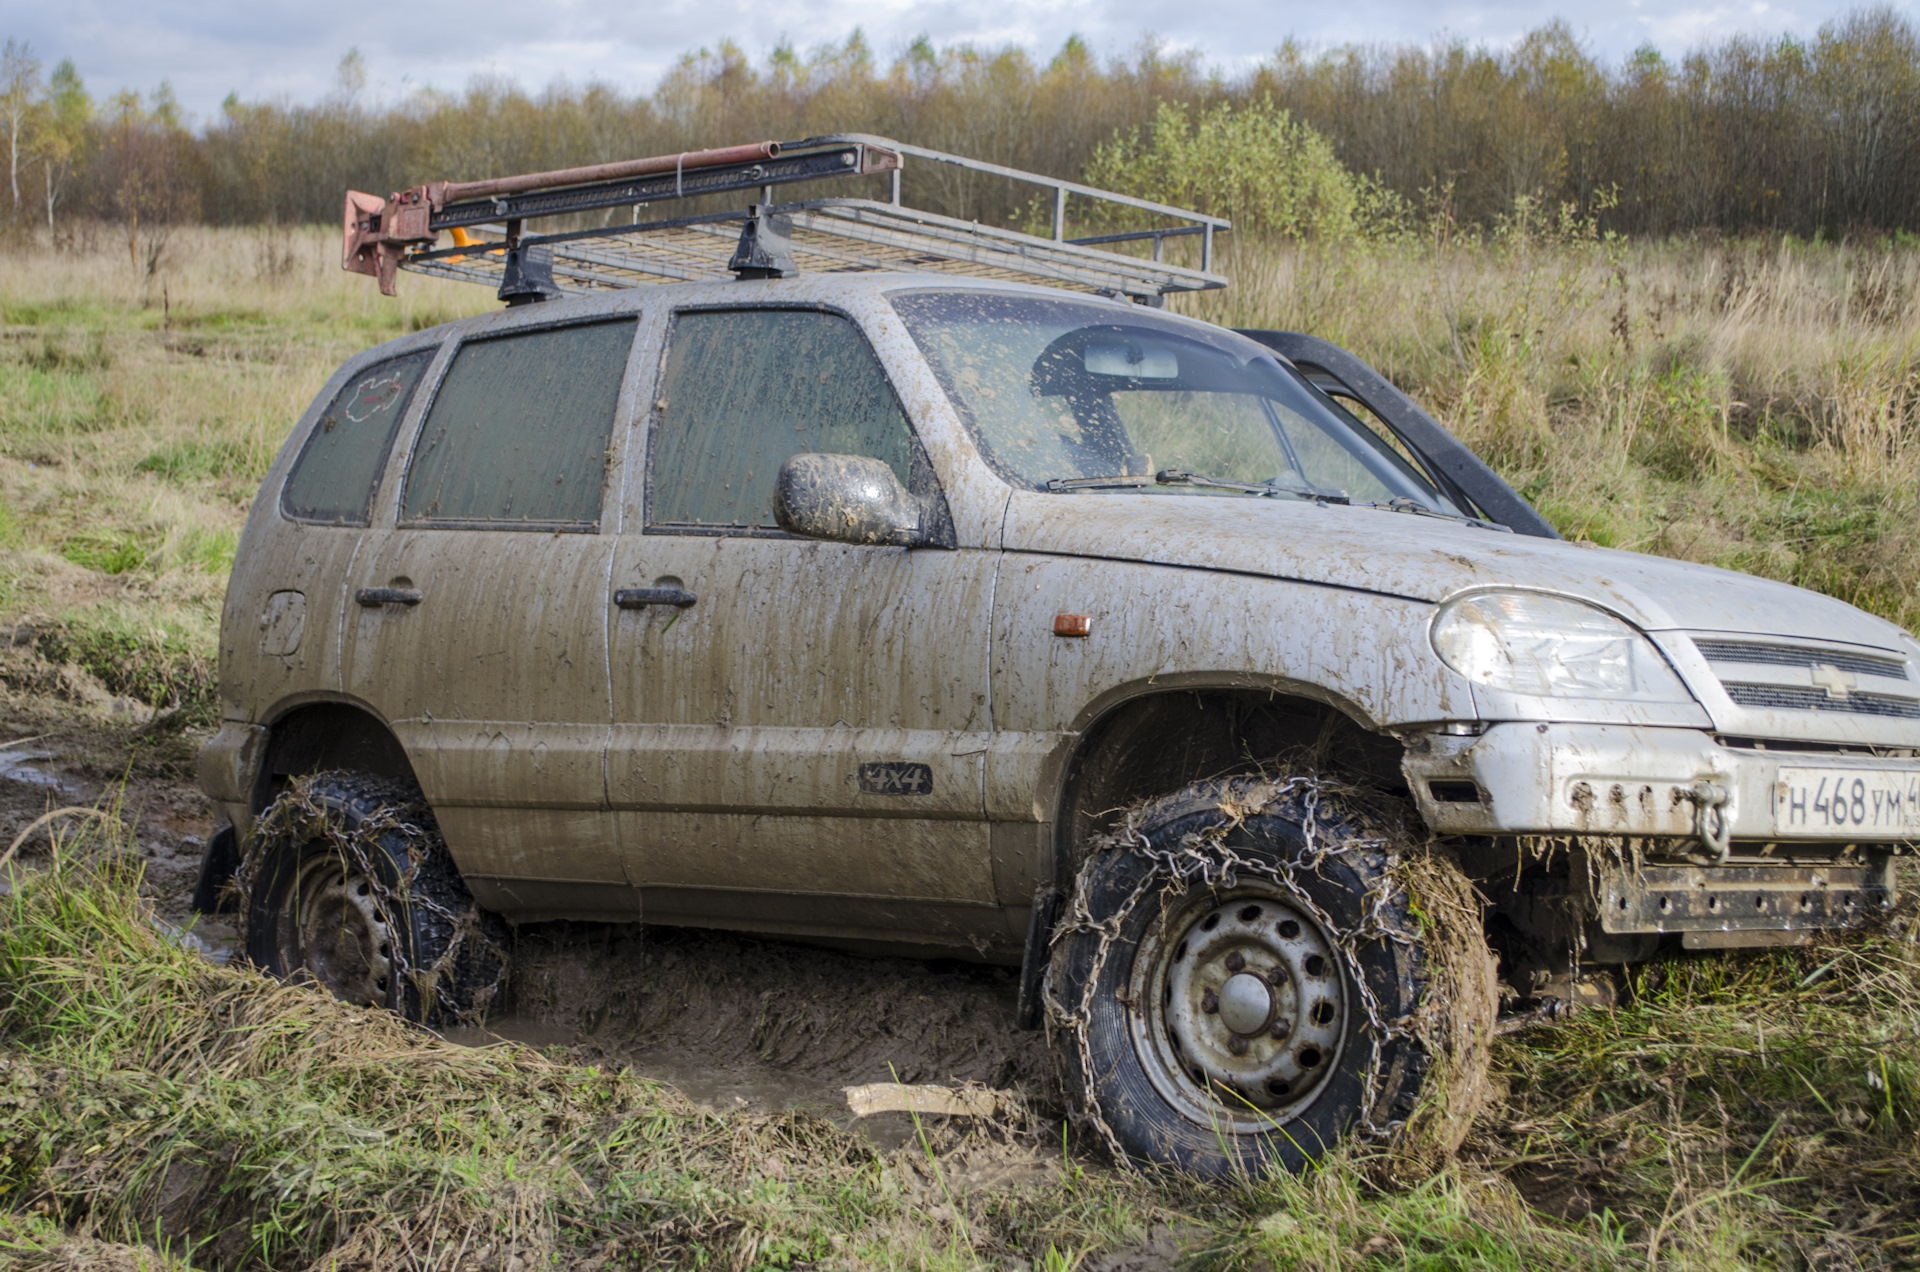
[
  {"xmin": 1270, "ymin": 1016, "xmax": 1292, "ymax": 1040},
  {"xmin": 1201, "ymin": 988, "xmax": 1219, "ymax": 1014},
  {"xmin": 1227, "ymin": 1035, "xmax": 1249, "ymax": 1056},
  {"xmin": 1224, "ymin": 950, "xmax": 1247, "ymax": 972}
]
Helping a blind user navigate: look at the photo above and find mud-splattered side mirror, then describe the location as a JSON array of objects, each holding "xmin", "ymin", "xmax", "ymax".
[{"xmin": 773, "ymin": 453, "xmax": 928, "ymax": 547}]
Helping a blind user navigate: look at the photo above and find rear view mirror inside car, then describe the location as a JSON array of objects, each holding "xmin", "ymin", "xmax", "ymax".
[{"xmin": 1083, "ymin": 343, "xmax": 1179, "ymax": 378}]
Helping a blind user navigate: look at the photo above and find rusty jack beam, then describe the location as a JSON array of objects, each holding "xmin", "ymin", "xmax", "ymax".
[{"xmin": 343, "ymin": 139, "xmax": 902, "ymax": 294}]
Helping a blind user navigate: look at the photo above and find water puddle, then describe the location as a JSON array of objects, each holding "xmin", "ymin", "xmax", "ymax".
[{"xmin": 0, "ymin": 749, "xmax": 81, "ymax": 796}]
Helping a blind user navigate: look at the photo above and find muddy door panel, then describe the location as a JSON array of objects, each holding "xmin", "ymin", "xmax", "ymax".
[
  {"xmin": 343, "ymin": 529, "xmax": 624, "ymax": 916},
  {"xmin": 607, "ymin": 305, "xmax": 1000, "ymax": 954},
  {"xmin": 342, "ymin": 315, "xmax": 644, "ymax": 921},
  {"xmin": 607, "ymin": 536, "xmax": 999, "ymax": 949}
]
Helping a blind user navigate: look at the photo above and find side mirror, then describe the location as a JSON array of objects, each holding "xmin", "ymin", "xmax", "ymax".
[{"xmin": 773, "ymin": 453, "xmax": 927, "ymax": 547}]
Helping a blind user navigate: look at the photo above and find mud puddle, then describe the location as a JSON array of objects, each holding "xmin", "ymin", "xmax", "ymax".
[
  {"xmin": 447, "ymin": 922, "xmax": 1064, "ymax": 1157},
  {"xmin": 0, "ymin": 746, "xmax": 83, "ymax": 797},
  {"xmin": 0, "ymin": 720, "xmax": 219, "ymax": 924}
]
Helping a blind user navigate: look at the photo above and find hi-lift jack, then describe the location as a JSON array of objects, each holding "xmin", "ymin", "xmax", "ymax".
[{"xmin": 342, "ymin": 134, "xmax": 1230, "ymax": 305}]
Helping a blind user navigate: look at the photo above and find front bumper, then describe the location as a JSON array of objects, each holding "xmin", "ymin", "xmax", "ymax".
[{"xmin": 1403, "ymin": 722, "xmax": 1920, "ymax": 846}]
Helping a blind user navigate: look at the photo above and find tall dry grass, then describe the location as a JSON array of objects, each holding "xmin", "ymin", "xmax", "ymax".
[
  {"xmin": 1182, "ymin": 228, "xmax": 1920, "ymax": 632},
  {"xmin": 0, "ymin": 227, "xmax": 487, "ymax": 713}
]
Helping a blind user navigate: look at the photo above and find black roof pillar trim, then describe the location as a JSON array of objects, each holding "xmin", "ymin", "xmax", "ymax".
[{"xmin": 1236, "ymin": 329, "xmax": 1560, "ymax": 540}]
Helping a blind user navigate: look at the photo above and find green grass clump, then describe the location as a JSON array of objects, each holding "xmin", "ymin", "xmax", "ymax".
[
  {"xmin": 135, "ymin": 437, "xmax": 256, "ymax": 485},
  {"xmin": 57, "ymin": 529, "xmax": 153, "ymax": 575},
  {"xmin": 31, "ymin": 605, "xmax": 218, "ymax": 713}
]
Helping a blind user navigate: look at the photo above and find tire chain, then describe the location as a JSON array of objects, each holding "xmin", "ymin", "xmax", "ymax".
[
  {"xmin": 237, "ymin": 775, "xmax": 508, "ymax": 1026},
  {"xmin": 1039, "ymin": 774, "xmax": 1422, "ymax": 1168}
]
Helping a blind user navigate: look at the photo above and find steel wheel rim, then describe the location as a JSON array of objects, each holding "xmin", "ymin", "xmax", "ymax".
[
  {"xmin": 1128, "ymin": 881, "xmax": 1349, "ymax": 1133},
  {"xmin": 280, "ymin": 848, "xmax": 396, "ymax": 1008}
]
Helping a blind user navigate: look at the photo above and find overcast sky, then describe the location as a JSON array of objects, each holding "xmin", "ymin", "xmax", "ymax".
[{"xmin": 6, "ymin": 0, "xmax": 1912, "ymax": 123}]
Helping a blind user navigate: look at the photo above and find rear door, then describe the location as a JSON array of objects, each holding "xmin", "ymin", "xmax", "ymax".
[
  {"xmin": 224, "ymin": 344, "xmax": 440, "ymax": 724},
  {"xmin": 342, "ymin": 306, "xmax": 647, "ymax": 921},
  {"xmin": 605, "ymin": 305, "xmax": 1003, "ymax": 951}
]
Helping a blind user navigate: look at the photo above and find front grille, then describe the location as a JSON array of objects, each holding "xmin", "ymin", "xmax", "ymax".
[
  {"xmin": 1693, "ymin": 639, "xmax": 1910, "ymax": 680},
  {"xmin": 1722, "ymin": 683, "xmax": 1920, "ymax": 719}
]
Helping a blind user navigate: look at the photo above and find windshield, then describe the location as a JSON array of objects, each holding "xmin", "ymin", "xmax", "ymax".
[{"xmin": 890, "ymin": 290, "xmax": 1459, "ymax": 513}]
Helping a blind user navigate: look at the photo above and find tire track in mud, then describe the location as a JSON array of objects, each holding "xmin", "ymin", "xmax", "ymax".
[{"xmin": 464, "ymin": 922, "xmax": 1061, "ymax": 1140}]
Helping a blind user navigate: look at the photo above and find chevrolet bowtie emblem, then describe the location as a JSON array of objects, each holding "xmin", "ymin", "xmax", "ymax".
[{"xmin": 1809, "ymin": 663, "xmax": 1857, "ymax": 700}]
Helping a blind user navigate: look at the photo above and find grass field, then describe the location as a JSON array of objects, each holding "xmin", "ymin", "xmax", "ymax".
[{"xmin": 1, "ymin": 226, "xmax": 1918, "ymax": 1269}]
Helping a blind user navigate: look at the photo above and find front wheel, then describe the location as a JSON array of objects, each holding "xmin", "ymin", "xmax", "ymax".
[
  {"xmin": 240, "ymin": 771, "xmax": 508, "ymax": 1027},
  {"xmin": 1045, "ymin": 776, "xmax": 1496, "ymax": 1178}
]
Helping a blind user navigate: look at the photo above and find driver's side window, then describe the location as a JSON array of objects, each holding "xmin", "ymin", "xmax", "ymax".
[{"xmin": 647, "ymin": 309, "xmax": 914, "ymax": 532}]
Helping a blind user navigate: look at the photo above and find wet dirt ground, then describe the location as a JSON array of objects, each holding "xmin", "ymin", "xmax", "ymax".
[
  {"xmin": 0, "ymin": 705, "xmax": 223, "ymax": 933},
  {"xmin": 452, "ymin": 925, "xmax": 1059, "ymax": 1155}
]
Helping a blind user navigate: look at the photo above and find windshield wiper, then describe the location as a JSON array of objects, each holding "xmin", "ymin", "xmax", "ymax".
[
  {"xmin": 1046, "ymin": 468, "xmax": 1350, "ymax": 502},
  {"xmin": 1356, "ymin": 496, "xmax": 1514, "ymax": 533}
]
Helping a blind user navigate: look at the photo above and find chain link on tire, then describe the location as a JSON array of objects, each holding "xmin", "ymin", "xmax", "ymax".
[
  {"xmin": 1042, "ymin": 773, "xmax": 1493, "ymax": 1173},
  {"xmin": 238, "ymin": 771, "xmax": 509, "ymax": 1027}
]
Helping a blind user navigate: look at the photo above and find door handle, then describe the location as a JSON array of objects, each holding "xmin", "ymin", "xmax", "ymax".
[
  {"xmin": 615, "ymin": 586, "xmax": 697, "ymax": 609},
  {"xmin": 355, "ymin": 587, "xmax": 424, "ymax": 607}
]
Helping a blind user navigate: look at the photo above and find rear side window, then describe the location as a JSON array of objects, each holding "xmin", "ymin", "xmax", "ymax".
[
  {"xmin": 402, "ymin": 318, "xmax": 637, "ymax": 530},
  {"xmin": 281, "ymin": 350, "xmax": 434, "ymax": 525},
  {"xmin": 648, "ymin": 309, "xmax": 912, "ymax": 530}
]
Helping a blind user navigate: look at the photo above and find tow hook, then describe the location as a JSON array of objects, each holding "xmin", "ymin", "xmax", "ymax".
[
  {"xmin": 1497, "ymin": 973, "xmax": 1617, "ymax": 1034},
  {"xmin": 1685, "ymin": 780, "xmax": 1732, "ymax": 863}
]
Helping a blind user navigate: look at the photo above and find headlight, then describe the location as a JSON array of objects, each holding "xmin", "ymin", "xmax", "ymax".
[{"xmin": 1431, "ymin": 591, "xmax": 1695, "ymax": 702}]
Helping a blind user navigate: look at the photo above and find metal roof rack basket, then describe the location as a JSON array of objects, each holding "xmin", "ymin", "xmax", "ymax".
[{"xmin": 342, "ymin": 133, "xmax": 1229, "ymax": 305}]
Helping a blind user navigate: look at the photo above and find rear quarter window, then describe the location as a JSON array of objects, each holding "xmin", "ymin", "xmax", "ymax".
[{"xmin": 281, "ymin": 350, "xmax": 435, "ymax": 525}]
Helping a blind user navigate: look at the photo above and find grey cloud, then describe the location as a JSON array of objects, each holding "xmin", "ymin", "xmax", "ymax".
[{"xmin": 6, "ymin": 0, "xmax": 1910, "ymax": 122}]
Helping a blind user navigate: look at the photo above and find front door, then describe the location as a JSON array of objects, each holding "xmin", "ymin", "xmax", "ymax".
[
  {"xmin": 343, "ymin": 312, "xmax": 645, "ymax": 921},
  {"xmin": 606, "ymin": 306, "xmax": 1002, "ymax": 951}
]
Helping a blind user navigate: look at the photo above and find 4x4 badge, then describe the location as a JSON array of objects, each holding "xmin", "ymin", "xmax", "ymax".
[{"xmin": 859, "ymin": 762, "xmax": 933, "ymax": 795}]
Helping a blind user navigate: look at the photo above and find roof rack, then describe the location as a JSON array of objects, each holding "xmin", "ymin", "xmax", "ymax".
[{"xmin": 342, "ymin": 133, "xmax": 1230, "ymax": 304}]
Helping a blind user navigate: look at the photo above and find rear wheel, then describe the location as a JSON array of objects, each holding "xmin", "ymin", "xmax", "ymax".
[
  {"xmin": 1046, "ymin": 775, "xmax": 1496, "ymax": 1178},
  {"xmin": 241, "ymin": 771, "xmax": 507, "ymax": 1027}
]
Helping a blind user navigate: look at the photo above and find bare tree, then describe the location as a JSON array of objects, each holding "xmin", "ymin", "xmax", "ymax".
[
  {"xmin": 35, "ymin": 58, "xmax": 90, "ymax": 234},
  {"xmin": 2, "ymin": 38, "xmax": 44, "ymax": 215}
]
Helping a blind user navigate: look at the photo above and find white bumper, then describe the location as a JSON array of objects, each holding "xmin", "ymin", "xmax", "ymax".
[{"xmin": 1403, "ymin": 722, "xmax": 1920, "ymax": 844}]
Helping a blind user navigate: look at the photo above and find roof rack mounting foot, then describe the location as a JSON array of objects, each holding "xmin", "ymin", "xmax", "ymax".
[
  {"xmin": 729, "ymin": 208, "xmax": 798, "ymax": 280},
  {"xmin": 498, "ymin": 244, "xmax": 563, "ymax": 306}
]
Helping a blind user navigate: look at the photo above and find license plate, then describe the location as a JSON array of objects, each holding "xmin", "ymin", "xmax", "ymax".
[{"xmin": 1774, "ymin": 767, "xmax": 1920, "ymax": 836}]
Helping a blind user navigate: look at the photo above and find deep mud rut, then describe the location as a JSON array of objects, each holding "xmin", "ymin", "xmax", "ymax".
[
  {"xmin": 457, "ymin": 924, "xmax": 1061, "ymax": 1158},
  {"xmin": 1, "ymin": 709, "xmax": 1068, "ymax": 1174}
]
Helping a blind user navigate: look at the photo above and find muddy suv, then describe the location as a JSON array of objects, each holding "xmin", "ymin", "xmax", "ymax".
[{"xmin": 199, "ymin": 145, "xmax": 1917, "ymax": 1178}]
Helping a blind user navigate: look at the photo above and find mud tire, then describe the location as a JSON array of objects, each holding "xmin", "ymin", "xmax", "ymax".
[
  {"xmin": 1048, "ymin": 777, "xmax": 1495, "ymax": 1179},
  {"xmin": 241, "ymin": 771, "xmax": 508, "ymax": 1027}
]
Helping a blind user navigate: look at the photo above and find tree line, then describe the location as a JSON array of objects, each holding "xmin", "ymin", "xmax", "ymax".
[{"xmin": 5, "ymin": 8, "xmax": 1920, "ymax": 246}]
